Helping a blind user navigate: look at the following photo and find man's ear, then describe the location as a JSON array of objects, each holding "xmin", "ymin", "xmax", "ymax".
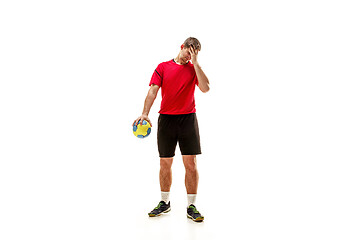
[{"xmin": 181, "ymin": 44, "xmax": 184, "ymax": 50}]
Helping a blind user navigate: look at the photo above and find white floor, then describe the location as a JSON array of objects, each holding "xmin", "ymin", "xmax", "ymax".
[
  {"xmin": 132, "ymin": 200, "xmax": 219, "ymax": 240},
  {"xmin": 1, "ymin": 128, "xmax": 359, "ymax": 240}
]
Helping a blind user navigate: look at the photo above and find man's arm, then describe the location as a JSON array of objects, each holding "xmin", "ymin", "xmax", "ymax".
[
  {"xmin": 133, "ymin": 84, "xmax": 160, "ymax": 127},
  {"xmin": 190, "ymin": 46, "xmax": 210, "ymax": 93},
  {"xmin": 194, "ymin": 64, "xmax": 210, "ymax": 93}
]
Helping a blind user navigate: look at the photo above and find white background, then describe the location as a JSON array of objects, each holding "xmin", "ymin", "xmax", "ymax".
[{"xmin": 1, "ymin": 0, "xmax": 359, "ymax": 239}]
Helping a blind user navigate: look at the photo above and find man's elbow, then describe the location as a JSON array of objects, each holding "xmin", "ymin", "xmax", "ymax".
[{"xmin": 200, "ymin": 85, "xmax": 210, "ymax": 93}]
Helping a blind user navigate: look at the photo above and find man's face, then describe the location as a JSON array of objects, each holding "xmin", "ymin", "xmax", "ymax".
[{"xmin": 179, "ymin": 46, "xmax": 192, "ymax": 64}]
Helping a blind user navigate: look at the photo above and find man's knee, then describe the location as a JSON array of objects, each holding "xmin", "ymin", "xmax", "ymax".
[
  {"xmin": 160, "ymin": 157, "xmax": 173, "ymax": 170},
  {"xmin": 183, "ymin": 155, "xmax": 197, "ymax": 171}
]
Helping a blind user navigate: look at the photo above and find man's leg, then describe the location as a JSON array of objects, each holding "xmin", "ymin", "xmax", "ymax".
[
  {"xmin": 148, "ymin": 113, "xmax": 176, "ymax": 217},
  {"xmin": 160, "ymin": 157, "xmax": 173, "ymax": 192},
  {"xmin": 183, "ymin": 155, "xmax": 204, "ymax": 222},
  {"xmin": 148, "ymin": 157, "xmax": 173, "ymax": 217},
  {"xmin": 182, "ymin": 155, "xmax": 199, "ymax": 194}
]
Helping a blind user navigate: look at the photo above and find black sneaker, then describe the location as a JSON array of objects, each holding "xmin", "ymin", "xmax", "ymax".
[
  {"xmin": 148, "ymin": 201, "xmax": 171, "ymax": 217},
  {"xmin": 187, "ymin": 204, "xmax": 204, "ymax": 222}
]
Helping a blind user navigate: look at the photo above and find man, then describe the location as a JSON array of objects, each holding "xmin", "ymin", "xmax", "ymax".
[{"xmin": 133, "ymin": 37, "xmax": 210, "ymax": 222}]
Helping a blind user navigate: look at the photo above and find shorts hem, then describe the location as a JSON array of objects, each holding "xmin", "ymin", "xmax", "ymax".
[
  {"xmin": 181, "ymin": 152, "xmax": 202, "ymax": 156},
  {"xmin": 159, "ymin": 154, "xmax": 176, "ymax": 158}
]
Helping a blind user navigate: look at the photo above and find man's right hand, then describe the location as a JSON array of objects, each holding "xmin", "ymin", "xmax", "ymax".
[{"xmin": 133, "ymin": 114, "xmax": 152, "ymax": 127}]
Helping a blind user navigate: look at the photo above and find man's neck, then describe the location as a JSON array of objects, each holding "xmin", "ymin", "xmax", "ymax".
[{"xmin": 174, "ymin": 55, "xmax": 188, "ymax": 65}]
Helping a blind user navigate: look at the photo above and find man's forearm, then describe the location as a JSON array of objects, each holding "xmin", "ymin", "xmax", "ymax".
[
  {"xmin": 193, "ymin": 63, "xmax": 210, "ymax": 93},
  {"xmin": 142, "ymin": 92, "xmax": 157, "ymax": 116}
]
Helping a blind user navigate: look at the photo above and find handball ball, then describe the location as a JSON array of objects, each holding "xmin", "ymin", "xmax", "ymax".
[{"xmin": 133, "ymin": 120, "xmax": 151, "ymax": 138}]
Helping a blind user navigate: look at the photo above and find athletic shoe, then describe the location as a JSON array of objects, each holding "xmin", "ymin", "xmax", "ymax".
[
  {"xmin": 148, "ymin": 201, "xmax": 171, "ymax": 217},
  {"xmin": 187, "ymin": 204, "xmax": 204, "ymax": 222}
]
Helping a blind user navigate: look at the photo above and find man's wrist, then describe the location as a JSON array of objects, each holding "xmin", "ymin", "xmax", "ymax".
[{"xmin": 193, "ymin": 61, "xmax": 200, "ymax": 67}]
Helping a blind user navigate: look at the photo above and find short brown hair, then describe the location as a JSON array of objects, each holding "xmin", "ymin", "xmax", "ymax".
[{"xmin": 183, "ymin": 37, "xmax": 201, "ymax": 51}]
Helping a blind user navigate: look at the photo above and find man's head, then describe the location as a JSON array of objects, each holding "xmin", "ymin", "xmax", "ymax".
[
  {"xmin": 177, "ymin": 37, "xmax": 201, "ymax": 64},
  {"xmin": 183, "ymin": 37, "xmax": 201, "ymax": 51}
]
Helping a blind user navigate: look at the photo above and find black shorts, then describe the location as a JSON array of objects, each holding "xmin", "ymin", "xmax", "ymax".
[{"xmin": 157, "ymin": 113, "xmax": 202, "ymax": 158}]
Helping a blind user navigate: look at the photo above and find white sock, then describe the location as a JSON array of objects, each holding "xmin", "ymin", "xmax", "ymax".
[
  {"xmin": 161, "ymin": 191, "xmax": 170, "ymax": 204},
  {"xmin": 187, "ymin": 194, "xmax": 197, "ymax": 207}
]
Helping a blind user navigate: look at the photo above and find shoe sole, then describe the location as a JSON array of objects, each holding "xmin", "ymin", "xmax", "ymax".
[
  {"xmin": 148, "ymin": 208, "xmax": 171, "ymax": 217},
  {"xmin": 187, "ymin": 214, "xmax": 204, "ymax": 222}
]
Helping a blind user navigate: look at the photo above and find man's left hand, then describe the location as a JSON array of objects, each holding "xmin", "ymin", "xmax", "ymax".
[{"xmin": 189, "ymin": 46, "xmax": 199, "ymax": 65}]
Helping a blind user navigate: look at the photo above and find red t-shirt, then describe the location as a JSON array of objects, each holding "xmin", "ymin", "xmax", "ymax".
[{"xmin": 149, "ymin": 59, "xmax": 198, "ymax": 115}]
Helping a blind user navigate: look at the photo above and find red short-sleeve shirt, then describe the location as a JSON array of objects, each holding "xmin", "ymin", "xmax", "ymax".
[{"xmin": 149, "ymin": 59, "xmax": 198, "ymax": 115}]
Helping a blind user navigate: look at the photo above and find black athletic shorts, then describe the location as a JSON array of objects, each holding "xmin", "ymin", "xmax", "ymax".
[{"xmin": 157, "ymin": 113, "xmax": 202, "ymax": 158}]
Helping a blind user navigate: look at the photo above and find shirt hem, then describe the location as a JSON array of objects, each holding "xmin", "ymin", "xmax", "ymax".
[{"xmin": 158, "ymin": 110, "xmax": 196, "ymax": 115}]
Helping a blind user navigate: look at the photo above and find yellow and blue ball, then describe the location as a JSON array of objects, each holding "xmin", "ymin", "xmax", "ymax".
[{"xmin": 133, "ymin": 120, "xmax": 151, "ymax": 138}]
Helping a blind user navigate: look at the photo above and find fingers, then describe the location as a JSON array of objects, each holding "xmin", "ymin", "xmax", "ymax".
[
  {"xmin": 190, "ymin": 46, "xmax": 194, "ymax": 54},
  {"xmin": 133, "ymin": 116, "xmax": 152, "ymax": 127},
  {"xmin": 133, "ymin": 117, "xmax": 140, "ymax": 126},
  {"xmin": 189, "ymin": 46, "xmax": 198, "ymax": 56},
  {"xmin": 133, "ymin": 117, "xmax": 143, "ymax": 126},
  {"xmin": 147, "ymin": 118, "xmax": 153, "ymax": 127},
  {"xmin": 143, "ymin": 116, "xmax": 152, "ymax": 127}
]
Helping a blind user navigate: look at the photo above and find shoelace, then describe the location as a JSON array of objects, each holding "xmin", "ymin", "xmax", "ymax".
[
  {"xmin": 189, "ymin": 206, "xmax": 199, "ymax": 214},
  {"xmin": 155, "ymin": 202, "xmax": 164, "ymax": 210}
]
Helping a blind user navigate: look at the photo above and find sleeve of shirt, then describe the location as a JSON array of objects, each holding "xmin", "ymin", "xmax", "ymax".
[{"xmin": 149, "ymin": 63, "xmax": 164, "ymax": 87}]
